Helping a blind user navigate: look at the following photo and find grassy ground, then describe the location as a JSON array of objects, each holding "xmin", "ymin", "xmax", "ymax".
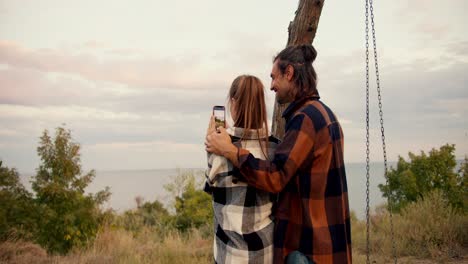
[
  {"xmin": 0, "ymin": 227, "xmax": 212, "ymax": 264},
  {"xmin": 1, "ymin": 191, "xmax": 466, "ymax": 263},
  {"xmin": 1, "ymin": 227, "xmax": 466, "ymax": 264}
]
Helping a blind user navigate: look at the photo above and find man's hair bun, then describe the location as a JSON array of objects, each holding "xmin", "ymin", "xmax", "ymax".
[{"xmin": 300, "ymin": 45, "xmax": 317, "ymax": 63}]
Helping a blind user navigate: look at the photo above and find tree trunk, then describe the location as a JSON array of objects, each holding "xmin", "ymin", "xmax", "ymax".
[{"xmin": 271, "ymin": 0, "xmax": 325, "ymax": 140}]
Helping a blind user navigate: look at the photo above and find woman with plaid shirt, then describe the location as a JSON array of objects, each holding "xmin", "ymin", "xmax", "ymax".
[{"xmin": 205, "ymin": 75, "xmax": 279, "ymax": 264}]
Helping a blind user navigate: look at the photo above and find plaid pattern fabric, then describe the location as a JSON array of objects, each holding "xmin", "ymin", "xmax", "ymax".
[
  {"xmin": 236, "ymin": 97, "xmax": 352, "ymax": 264},
  {"xmin": 205, "ymin": 127, "xmax": 279, "ymax": 264}
]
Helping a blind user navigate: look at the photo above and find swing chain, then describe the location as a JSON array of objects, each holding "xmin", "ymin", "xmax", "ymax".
[
  {"xmin": 364, "ymin": 0, "xmax": 371, "ymax": 262},
  {"xmin": 369, "ymin": 0, "xmax": 398, "ymax": 263},
  {"xmin": 365, "ymin": 0, "xmax": 398, "ymax": 262},
  {"xmin": 369, "ymin": 0, "xmax": 398, "ymax": 262}
]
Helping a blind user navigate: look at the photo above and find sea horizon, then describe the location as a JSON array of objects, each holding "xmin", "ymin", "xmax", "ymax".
[{"xmin": 18, "ymin": 161, "xmax": 403, "ymax": 220}]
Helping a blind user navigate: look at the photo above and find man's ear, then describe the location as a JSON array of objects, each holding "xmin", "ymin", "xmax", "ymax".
[{"xmin": 285, "ymin": 65, "xmax": 294, "ymax": 81}]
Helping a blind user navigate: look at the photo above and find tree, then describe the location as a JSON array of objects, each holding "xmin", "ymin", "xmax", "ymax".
[
  {"xmin": 119, "ymin": 198, "xmax": 170, "ymax": 235},
  {"xmin": 457, "ymin": 156, "xmax": 468, "ymax": 211},
  {"xmin": 137, "ymin": 199, "xmax": 169, "ymax": 227},
  {"xmin": 173, "ymin": 180, "xmax": 212, "ymax": 231},
  {"xmin": 378, "ymin": 144, "xmax": 466, "ymax": 212},
  {"xmin": 164, "ymin": 169, "xmax": 213, "ymax": 231},
  {"xmin": 32, "ymin": 127, "xmax": 110, "ymax": 253},
  {"xmin": 0, "ymin": 161, "xmax": 37, "ymax": 240},
  {"xmin": 272, "ymin": 0, "xmax": 325, "ymax": 139}
]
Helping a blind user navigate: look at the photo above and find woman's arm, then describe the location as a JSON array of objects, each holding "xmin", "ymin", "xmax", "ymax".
[{"xmin": 205, "ymin": 152, "xmax": 229, "ymax": 186}]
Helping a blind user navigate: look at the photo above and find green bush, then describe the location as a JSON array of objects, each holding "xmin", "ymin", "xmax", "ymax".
[
  {"xmin": 379, "ymin": 144, "xmax": 466, "ymax": 212},
  {"xmin": 0, "ymin": 161, "xmax": 38, "ymax": 240},
  {"xmin": 114, "ymin": 169, "xmax": 213, "ymax": 237}
]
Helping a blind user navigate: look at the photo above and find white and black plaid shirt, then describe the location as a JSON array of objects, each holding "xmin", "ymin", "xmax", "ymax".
[{"xmin": 205, "ymin": 127, "xmax": 279, "ymax": 264}]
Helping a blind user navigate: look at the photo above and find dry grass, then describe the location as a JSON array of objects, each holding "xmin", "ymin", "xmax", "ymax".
[
  {"xmin": 0, "ymin": 228, "xmax": 212, "ymax": 264},
  {"xmin": 351, "ymin": 191, "xmax": 468, "ymax": 263},
  {"xmin": 352, "ymin": 251, "xmax": 468, "ymax": 264},
  {"xmin": 1, "ymin": 225, "xmax": 467, "ymax": 264},
  {"xmin": 0, "ymin": 240, "xmax": 49, "ymax": 264}
]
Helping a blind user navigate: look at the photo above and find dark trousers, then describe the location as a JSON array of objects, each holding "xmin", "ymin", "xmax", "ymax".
[{"xmin": 285, "ymin": 251, "xmax": 314, "ymax": 264}]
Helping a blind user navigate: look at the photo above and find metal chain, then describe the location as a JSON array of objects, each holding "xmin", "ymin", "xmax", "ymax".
[
  {"xmin": 368, "ymin": 0, "xmax": 398, "ymax": 262},
  {"xmin": 364, "ymin": 0, "xmax": 371, "ymax": 263}
]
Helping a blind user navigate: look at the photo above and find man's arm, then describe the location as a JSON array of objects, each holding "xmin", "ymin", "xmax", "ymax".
[{"xmin": 206, "ymin": 113, "xmax": 316, "ymax": 193}]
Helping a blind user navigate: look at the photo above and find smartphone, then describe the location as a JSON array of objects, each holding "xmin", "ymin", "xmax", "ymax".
[{"xmin": 213, "ymin": 105, "xmax": 225, "ymax": 128}]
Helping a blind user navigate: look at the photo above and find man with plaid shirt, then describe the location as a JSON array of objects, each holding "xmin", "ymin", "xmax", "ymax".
[{"xmin": 206, "ymin": 45, "xmax": 352, "ymax": 263}]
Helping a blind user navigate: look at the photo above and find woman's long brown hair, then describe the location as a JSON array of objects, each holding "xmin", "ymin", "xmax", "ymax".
[{"xmin": 228, "ymin": 75, "xmax": 269, "ymax": 159}]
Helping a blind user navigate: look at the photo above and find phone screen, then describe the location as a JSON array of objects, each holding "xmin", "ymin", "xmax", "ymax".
[{"xmin": 213, "ymin": 105, "xmax": 225, "ymax": 128}]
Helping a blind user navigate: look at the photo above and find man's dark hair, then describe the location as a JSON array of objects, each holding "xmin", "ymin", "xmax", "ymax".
[{"xmin": 274, "ymin": 44, "xmax": 318, "ymax": 99}]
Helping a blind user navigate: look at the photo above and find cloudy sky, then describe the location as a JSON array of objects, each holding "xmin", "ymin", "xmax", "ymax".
[{"xmin": 0, "ymin": 0, "xmax": 467, "ymax": 174}]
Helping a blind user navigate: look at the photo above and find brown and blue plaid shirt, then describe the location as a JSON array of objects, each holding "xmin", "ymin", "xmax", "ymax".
[{"xmin": 235, "ymin": 96, "xmax": 352, "ymax": 263}]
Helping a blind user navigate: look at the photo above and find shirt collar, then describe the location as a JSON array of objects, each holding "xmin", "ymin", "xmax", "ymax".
[
  {"xmin": 227, "ymin": 126, "xmax": 269, "ymax": 140},
  {"xmin": 282, "ymin": 94, "xmax": 320, "ymax": 119}
]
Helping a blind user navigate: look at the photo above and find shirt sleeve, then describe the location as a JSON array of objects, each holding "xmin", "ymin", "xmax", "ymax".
[
  {"xmin": 205, "ymin": 152, "xmax": 230, "ymax": 187},
  {"xmin": 236, "ymin": 113, "xmax": 316, "ymax": 193}
]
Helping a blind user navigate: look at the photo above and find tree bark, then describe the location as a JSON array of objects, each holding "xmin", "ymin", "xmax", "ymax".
[{"xmin": 271, "ymin": 0, "xmax": 325, "ymax": 140}]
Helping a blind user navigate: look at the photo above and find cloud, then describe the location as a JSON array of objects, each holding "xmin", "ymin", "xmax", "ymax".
[
  {"xmin": 391, "ymin": 0, "xmax": 467, "ymax": 42},
  {"xmin": 82, "ymin": 40, "xmax": 108, "ymax": 49},
  {"xmin": 0, "ymin": 40, "xmax": 230, "ymax": 90},
  {"xmin": 313, "ymin": 43, "xmax": 468, "ymax": 162},
  {"xmin": 81, "ymin": 140, "xmax": 206, "ymax": 170},
  {"xmin": 0, "ymin": 102, "xmax": 210, "ymax": 171},
  {"xmin": 415, "ymin": 23, "xmax": 451, "ymax": 40},
  {"xmin": 1, "ymin": 0, "xmax": 467, "ymax": 172},
  {"xmin": 445, "ymin": 41, "xmax": 468, "ymax": 60},
  {"xmin": 0, "ymin": 128, "xmax": 25, "ymax": 137},
  {"xmin": 0, "ymin": 65, "xmax": 228, "ymax": 116},
  {"xmin": 2, "ymin": 40, "xmax": 467, "ymax": 169},
  {"xmin": 318, "ymin": 41, "xmax": 468, "ymax": 112},
  {"xmin": 0, "ymin": 104, "xmax": 142, "ymax": 121},
  {"xmin": 0, "ymin": 67, "xmax": 106, "ymax": 106},
  {"xmin": 433, "ymin": 98, "xmax": 468, "ymax": 115},
  {"xmin": 0, "ymin": 102, "xmax": 209, "ymax": 140}
]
